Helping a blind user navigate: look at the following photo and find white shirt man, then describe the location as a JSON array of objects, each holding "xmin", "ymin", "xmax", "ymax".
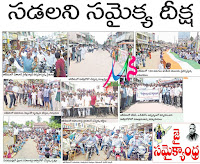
[
  {"xmin": 105, "ymin": 96, "xmax": 111, "ymax": 104},
  {"xmin": 73, "ymin": 94, "xmax": 78, "ymax": 105},
  {"xmin": 174, "ymin": 86, "xmax": 182, "ymax": 97},
  {"xmin": 128, "ymin": 87, "xmax": 133, "ymax": 97},
  {"xmin": 96, "ymin": 94, "xmax": 101, "ymax": 102},
  {"xmin": 81, "ymin": 46, "xmax": 86, "ymax": 60},
  {"xmin": 14, "ymin": 127, "xmax": 19, "ymax": 136},
  {"xmin": 83, "ymin": 94, "xmax": 91, "ymax": 116},
  {"xmin": 44, "ymin": 54, "xmax": 56, "ymax": 67},
  {"xmin": 37, "ymin": 52, "xmax": 46, "ymax": 64}
]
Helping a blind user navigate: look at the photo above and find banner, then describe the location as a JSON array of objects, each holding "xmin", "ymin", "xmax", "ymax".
[{"xmin": 136, "ymin": 89, "xmax": 160, "ymax": 101}]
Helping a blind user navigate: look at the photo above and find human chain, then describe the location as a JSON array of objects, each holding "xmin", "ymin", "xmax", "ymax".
[{"xmin": 8, "ymin": 1, "xmax": 193, "ymax": 28}]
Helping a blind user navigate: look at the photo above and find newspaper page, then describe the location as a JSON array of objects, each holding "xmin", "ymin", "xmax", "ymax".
[{"xmin": 0, "ymin": 0, "xmax": 200, "ymax": 164}]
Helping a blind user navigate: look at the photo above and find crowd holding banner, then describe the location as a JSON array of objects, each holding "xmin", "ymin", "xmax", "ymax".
[
  {"xmin": 61, "ymin": 90, "xmax": 118, "ymax": 118},
  {"xmin": 120, "ymin": 81, "xmax": 183, "ymax": 112},
  {"xmin": 4, "ymin": 80, "xmax": 61, "ymax": 111}
]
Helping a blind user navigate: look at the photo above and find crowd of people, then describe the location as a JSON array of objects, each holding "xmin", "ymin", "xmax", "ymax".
[
  {"xmin": 61, "ymin": 90, "xmax": 118, "ymax": 118},
  {"xmin": 4, "ymin": 127, "xmax": 61, "ymax": 159},
  {"xmin": 120, "ymin": 82, "xmax": 183, "ymax": 112},
  {"xmin": 67, "ymin": 43, "xmax": 133, "ymax": 66},
  {"xmin": 68, "ymin": 44, "xmax": 96, "ymax": 63},
  {"xmin": 4, "ymin": 80, "xmax": 61, "ymax": 111},
  {"xmin": 135, "ymin": 48, "xmax": 153, "ymax": 69},
  {"xmin": 3, "ymin": 43, "xmax": 68, "ymax": 77},
  {"xmin": 136, "ymin": 48, "xmax": 173, "ymax": 70},
  {"xmin": 171, "ymin": 48, "xmax": 200, "ymax": 64},
  {"xmin": 63, "ymin": 127, "xmax": 152, "ymax": 161},
  {"xmin": 106, "ymin": 45, "xmax": 133, "ymax": 63}
]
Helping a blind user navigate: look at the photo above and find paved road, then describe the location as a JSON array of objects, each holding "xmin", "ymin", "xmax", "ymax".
[
  {"xmin": 139, "ymin": 51, "xmax": 161, "ymax": 69},
  {"xmin": 69, "ymin": 49, "xmax": 123, "ymax": 77},
  {"xmin": 123, "ymin": 102, "xmax": 182, "ymax": 113},
  {"xmin": 13, "ymin": 138, "xmax": 39, "ymax": 159},
  {"xmin": 4, "ymin": 136, "xmax": 14, "ymax": 152}
]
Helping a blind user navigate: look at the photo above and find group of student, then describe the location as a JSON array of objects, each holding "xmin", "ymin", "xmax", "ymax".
[
  {"xmin": 4, "ymin": 127, "xmax": 61, "ymax": 159},
  {"xmin": 3, "ymin": 43, "xmax": 68, "ymax": 77},
  {"xmin": 63, "ymin": 128, "xmax": 152, "ymax": 161},
  {"xmin": 120, "ymin": 82, "xmax": 183, "ymax": 112},
  {"xmin": 61, "ymin": 90, "xmax": 118, "ymax": 118},
  {"xmin": 4, "ymin": 80, "xmax": 61, "ymax": 111}
]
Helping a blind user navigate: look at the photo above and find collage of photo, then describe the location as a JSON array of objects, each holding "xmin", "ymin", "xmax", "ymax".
[{"xmin": 2, "ymin": 31, "xmax": 198, "ymax": 162}]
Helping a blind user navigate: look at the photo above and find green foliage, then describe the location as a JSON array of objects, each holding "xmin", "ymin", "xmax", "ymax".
[
  {"xmin": 48, "ymin": 122, "xmax": 61, "ymax": 129},
  {"xmin": 25, "ymin": 121, "xmax": 30, "ymax": 127},
  {"xmin": 50, "ymin": 116, "xmax": 61, "ymax": 124},
  {"xmin": 3, "ymin": 121, "xmax": 8, "ymax": 126}
]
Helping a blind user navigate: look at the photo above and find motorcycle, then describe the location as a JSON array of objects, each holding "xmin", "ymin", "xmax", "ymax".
[
  {"xmin": 103, "ymin": 142, "xmax": 111, "ymax": 155},
  {"xmin": 130, "ymin": 145, "xmax": 147, "ymax": 161},
  {"xmin": 39, "ymin": 61, "xmax": 47, "ymax": 73},
  {"xmin": 113, "ymin": 146, "xmax": 123, "ymax": 161},
  {"xmin": 98, "ymin": 138, "xmax": 102, "ymax": 147},
  {"xmin": 70, "ymin": 141, "xmax": 81, "ymax": 156},
  {"xmin": 85, "ymin": 141, "xmax": 95, "ymax": 161}
]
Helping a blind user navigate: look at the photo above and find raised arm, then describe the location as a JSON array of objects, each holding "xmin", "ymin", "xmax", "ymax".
[{"xmin": 18, "ymin": 47, "xmax": 25, "ymax": 58}]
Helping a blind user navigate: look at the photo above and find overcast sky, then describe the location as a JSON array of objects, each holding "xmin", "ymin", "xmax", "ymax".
[
  {"xmin": 90, "ymin": 32, "xmax": 116, "ymax": 44},
  {"xmin": 4, "ymin": 116, "xmax": 51, "ymax": 124},
  {"xmin": 154, "ymin": 32, "xmax": 197, "ymax": 43}
]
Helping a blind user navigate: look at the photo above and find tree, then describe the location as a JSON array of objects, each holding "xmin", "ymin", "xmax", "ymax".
[
  {"xmin": 3, "ymin": 121, "xmax": 8, "ymax": 126},
  {"xmin": 50, "ymin": 116, "xmax": 61, "ymax": 124},
  {"xmin": 10, "ymin": 121, "xmax": 16, "ymax": 127},
  {"xmin": 30, "ymin": 120, "xmax": 34, "ymax": 128},
  {"xmin": 25, "ymin": 121, "xmax": 30, "ymax": 127}
]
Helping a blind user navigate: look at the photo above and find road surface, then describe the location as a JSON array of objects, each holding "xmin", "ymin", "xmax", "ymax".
[
  {"xmin": 69, "ymin": 49, "xmax": 123, "ymax": 76},
  {"xmin": 123, "ymin": 102, "xmax": 182, "ymax": 113},
  {"xmin": 13, "ymin": 138, "xmax": 39, "ymax": 159},
  {"xmin": 4, "ymin": 136, "xmax": 14, "ymax": 152},
  {"xmin": 139, "ymin": 51, "xmax": 161, "ymax": 69}
]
